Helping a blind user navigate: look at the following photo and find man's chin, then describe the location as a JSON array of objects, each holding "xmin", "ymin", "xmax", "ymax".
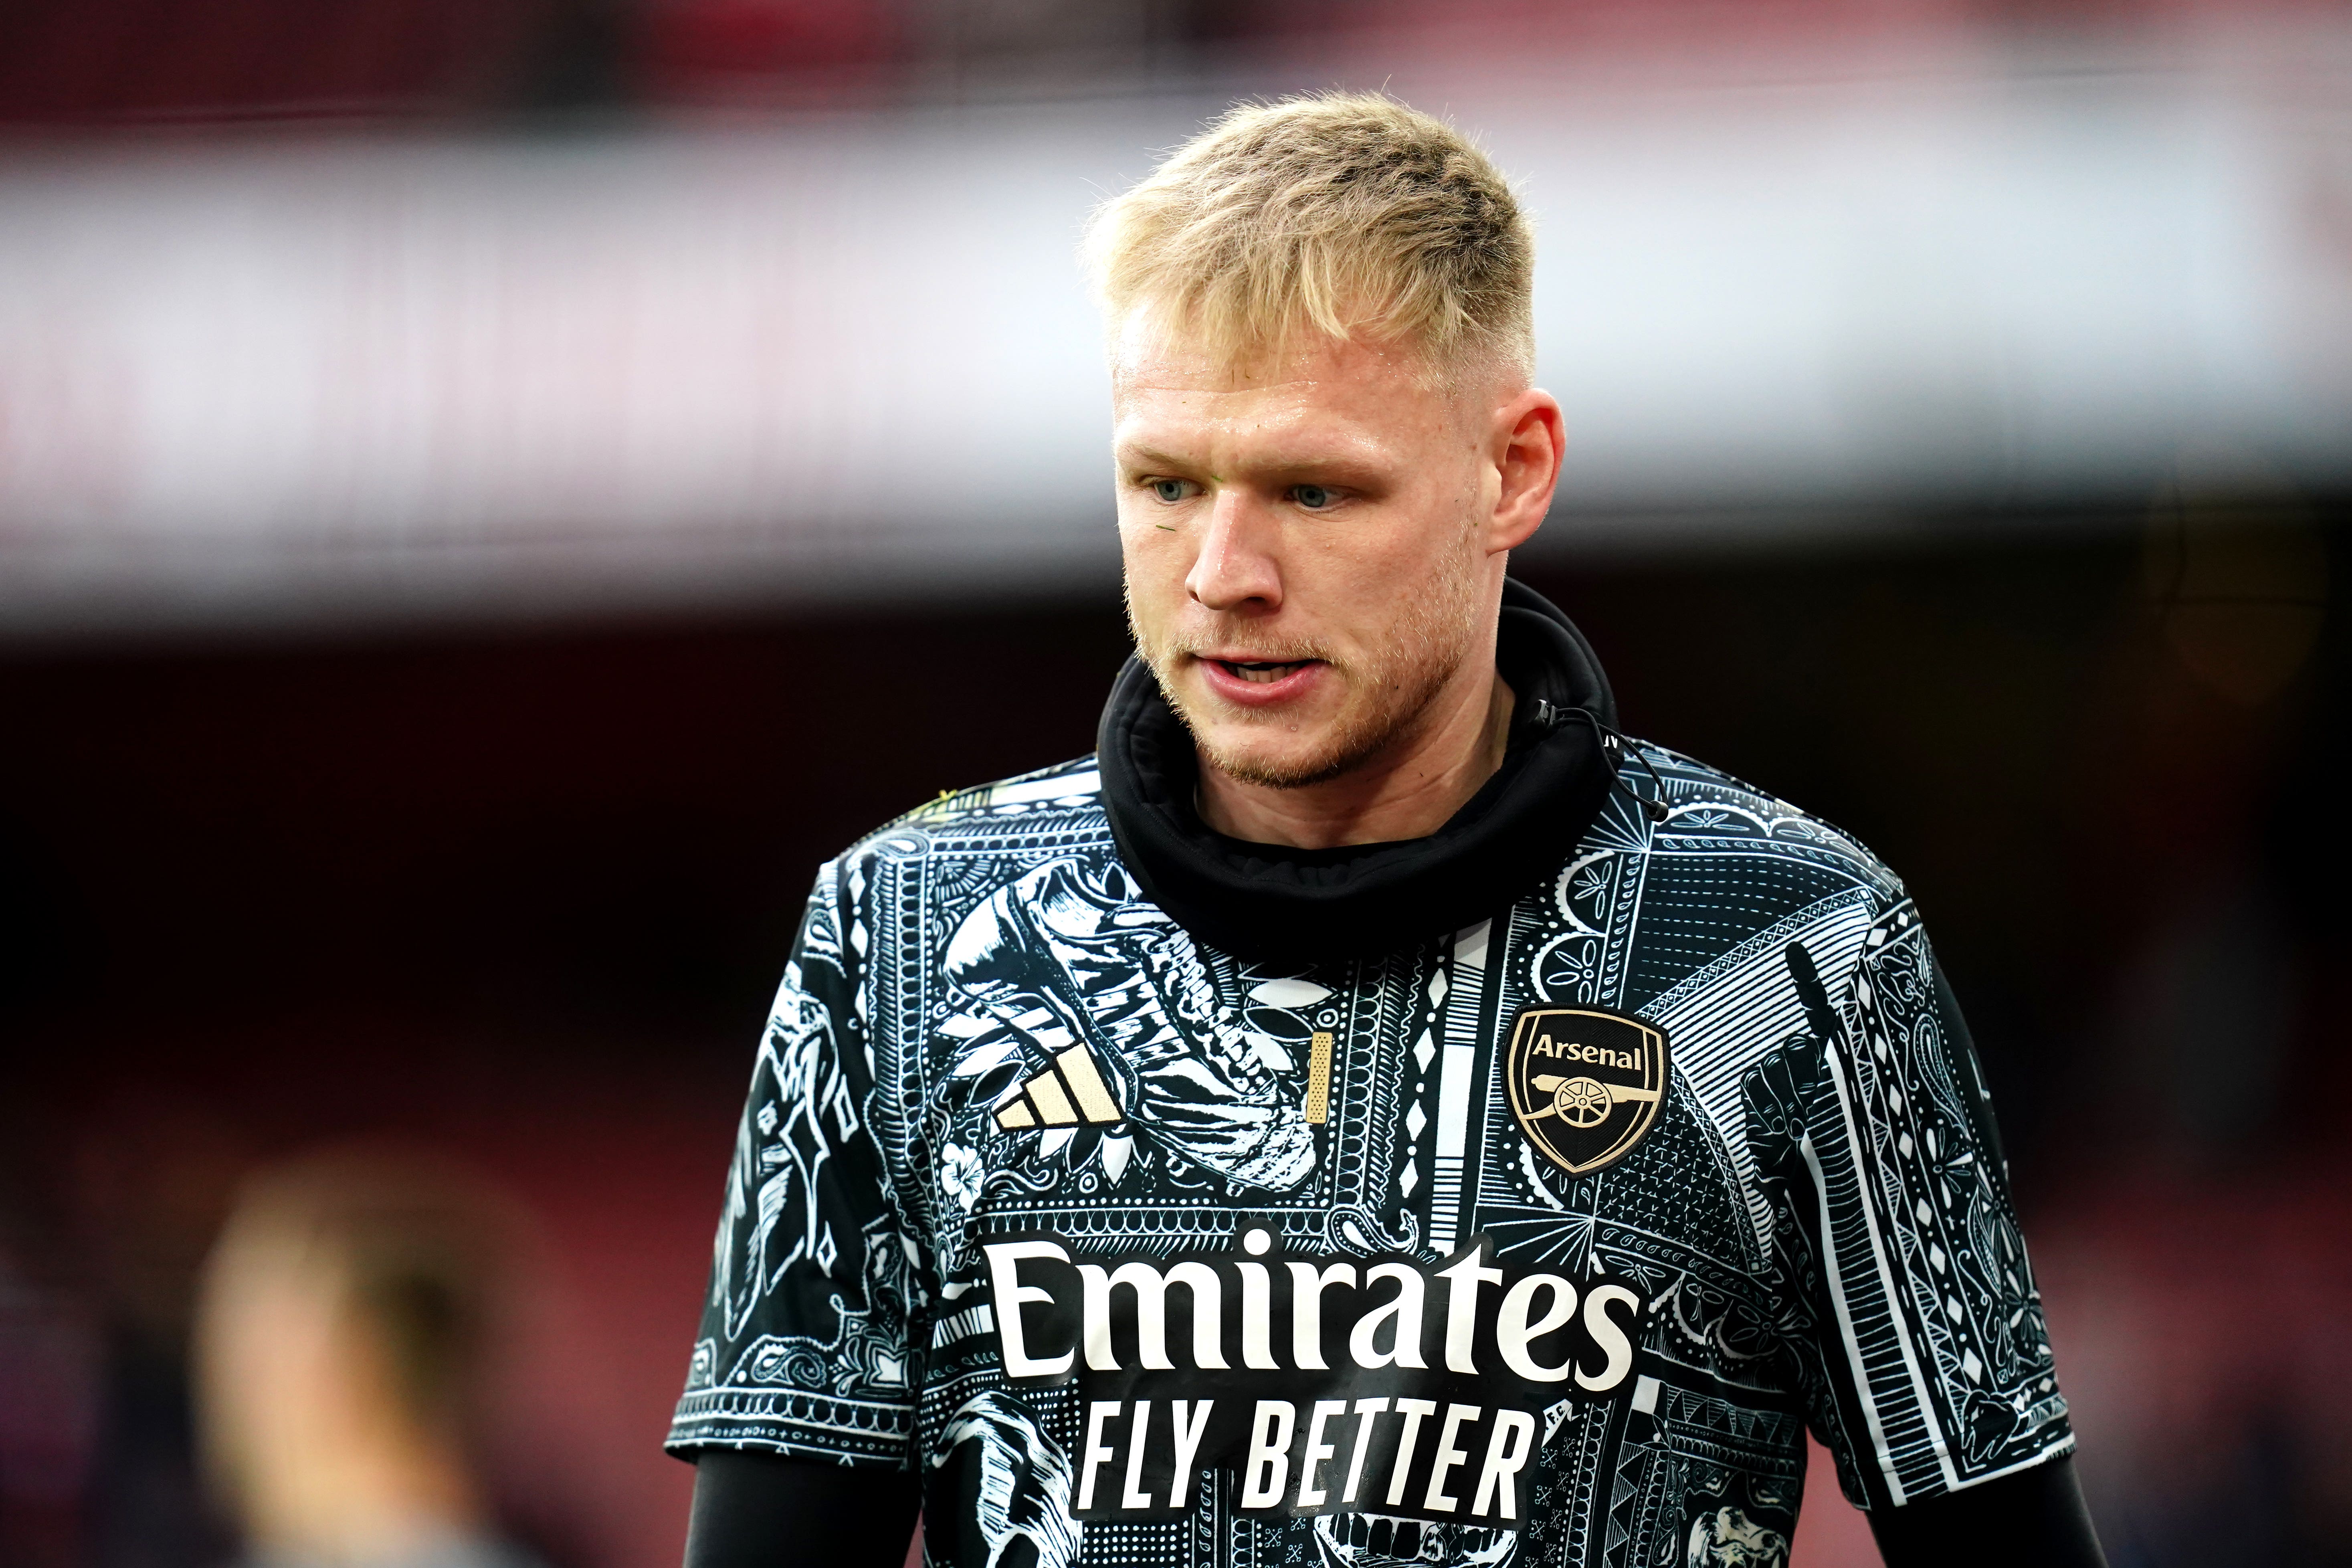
[
  {"xmin": 1192, "ymin": 724, "xmax": 1376, "ymax": 792},
  {"xmin": 1158, "ymin": 670, "xmax": 1388, "ymax": 791},
  {"xmin": 1198, "ymin": 746, "xmax": 1344, "ymax": 791}
]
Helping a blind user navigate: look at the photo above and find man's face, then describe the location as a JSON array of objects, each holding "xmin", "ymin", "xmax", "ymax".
[{"xmin": 1112, "ymin": 316, "xmax": 1514, "ymax": 790}]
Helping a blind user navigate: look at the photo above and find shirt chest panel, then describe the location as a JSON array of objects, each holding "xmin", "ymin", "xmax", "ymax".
[{"xmin": 891, "ymin": 836, "xmax": 1763, "ymax": 1313}]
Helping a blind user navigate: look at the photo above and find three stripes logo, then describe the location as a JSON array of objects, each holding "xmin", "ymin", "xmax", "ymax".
[{"xmin": 995, "ymin": 1045, "xmax": 1124, "ymax": 1130}]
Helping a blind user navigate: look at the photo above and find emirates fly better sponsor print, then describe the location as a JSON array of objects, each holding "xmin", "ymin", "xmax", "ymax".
[{"xmin": 979, "ymin": 1229, "xmax": 1645, "ymax": 1528}]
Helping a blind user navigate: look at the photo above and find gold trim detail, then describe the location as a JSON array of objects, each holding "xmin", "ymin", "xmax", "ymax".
[{"xmin": 1303, "ymin": 1031, "xmax": 1334, "ymax": 1125}]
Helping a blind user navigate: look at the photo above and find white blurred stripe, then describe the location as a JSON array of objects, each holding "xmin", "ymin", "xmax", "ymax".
[{"xmin": 0, "ymin": 23, "xmax": 2343, "ymax": 632}]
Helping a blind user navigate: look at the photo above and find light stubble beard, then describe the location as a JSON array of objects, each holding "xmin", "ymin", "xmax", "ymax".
[{"xmin": 1125, "ymin": 542, "xmax": 1488, "ymax": 792}]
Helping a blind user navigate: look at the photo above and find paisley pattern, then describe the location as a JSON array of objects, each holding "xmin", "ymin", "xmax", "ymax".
[
  {"xmin": 669, "ymin": 747, "xmax": 2073, "ymax": 1563},
  {"xmin": 941, "ymin": 857, "xmax": 1318, "ymax": 1195}
]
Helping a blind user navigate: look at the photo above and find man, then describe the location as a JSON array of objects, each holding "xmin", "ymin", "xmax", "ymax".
[
  {"xmin": 197, "ymin": 1148, "xmax": 540, "ymax": 1568},
  {"xmin": 670, "ymin": 94, "xmax": 2106, "ymax": 1568}
]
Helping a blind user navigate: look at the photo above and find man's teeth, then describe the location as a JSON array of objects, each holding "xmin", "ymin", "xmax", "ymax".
[{"xmin": 1226, "ymin": 660, "xmax": 1303, "ymax": 684}]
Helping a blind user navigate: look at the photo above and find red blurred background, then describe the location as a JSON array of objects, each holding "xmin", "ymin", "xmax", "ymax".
[{"xmin": 6, "ymin": 527, "xmax": 2345, "ymax": 1565}]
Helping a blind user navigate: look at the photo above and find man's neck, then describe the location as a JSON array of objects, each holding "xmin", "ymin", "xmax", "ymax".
[{"xmin": 1196, "ymin": 669, "xmax": 1517, "ymax": 850}]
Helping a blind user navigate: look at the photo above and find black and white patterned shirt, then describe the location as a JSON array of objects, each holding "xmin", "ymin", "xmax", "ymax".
[{"xmin": 669, "ymin": 746, "xmax": 2071, "ymax": 1568}]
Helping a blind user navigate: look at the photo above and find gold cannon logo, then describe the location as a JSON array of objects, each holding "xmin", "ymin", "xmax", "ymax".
[{"xmin": 1503, "ymin": 1006, "xmax": 1669, "ymax": 1176}]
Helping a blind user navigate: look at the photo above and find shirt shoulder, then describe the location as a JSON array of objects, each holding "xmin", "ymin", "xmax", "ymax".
[
  {"xmin": 895, "ymin": 752, "xmax": 1106, "ymax": 823},
  {"xmin": 840, "ymin": 753, "xmax": 1109, "ymax": 859},
  {"xmin": 1626, "ymin": 738, "xmax": 1906, "ymax": 902}
]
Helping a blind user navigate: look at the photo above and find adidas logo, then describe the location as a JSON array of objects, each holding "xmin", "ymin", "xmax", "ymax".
[{"xmin": 996, "ymin": 1045, "xmax": 1123, "ymax": 1130}]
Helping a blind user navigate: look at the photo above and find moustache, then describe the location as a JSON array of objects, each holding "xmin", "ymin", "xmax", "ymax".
[{"xmin": 1158, "ymin": 632, "xmax": 1336, "ymax": 667}]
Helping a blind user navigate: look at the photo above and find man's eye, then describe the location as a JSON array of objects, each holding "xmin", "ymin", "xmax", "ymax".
[
  {"xmin": 1291, "ymin": 484, "xmax": 1335, "ymax": 510},
  {"xmin": 1150, "ymin": 479, "xmax": 1191, "ymax": 504}
]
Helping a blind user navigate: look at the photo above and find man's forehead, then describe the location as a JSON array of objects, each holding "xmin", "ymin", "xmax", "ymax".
[
  {"xmin": 1111, "ymin": 376, "xmax": 1402, "ymax": 469},
  {"xmin": 1111, "ymin": 351, "xmax": 1458, "ymax": 481},
  {"xmin": 1109, "ymin": 306, "xmax": 1431, "ymax": 402}
]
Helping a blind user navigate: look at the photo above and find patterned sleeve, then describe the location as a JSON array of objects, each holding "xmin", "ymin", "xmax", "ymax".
[
  {"xmin": 666, "ymin": 859, "xmax": 918, "ymax": 1467},
  {"xmin": 1745, "ymin": 898, "xmax": 2073, "ymax": 1511}
]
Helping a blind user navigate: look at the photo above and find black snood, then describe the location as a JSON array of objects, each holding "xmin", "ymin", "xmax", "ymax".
[{"xmin": 1096, "ymin": 579, "xmax": 1624, "ymax": 965}]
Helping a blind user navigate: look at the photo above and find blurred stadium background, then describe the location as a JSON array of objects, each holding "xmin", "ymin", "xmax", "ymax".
[{"xmin": 0, "ymin": 0, "xmax": 2344, "ymax": 1564}]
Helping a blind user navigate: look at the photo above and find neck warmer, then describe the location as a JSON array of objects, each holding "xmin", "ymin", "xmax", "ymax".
[{"xmin": 1095, "ymin": 578, "xmax": 1625, "ymax": 965}]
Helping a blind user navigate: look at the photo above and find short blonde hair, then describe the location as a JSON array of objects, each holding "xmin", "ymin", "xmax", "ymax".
[{"xmin": 1086, "ymin": 92, "xmax": 1534, "ymax": 384}]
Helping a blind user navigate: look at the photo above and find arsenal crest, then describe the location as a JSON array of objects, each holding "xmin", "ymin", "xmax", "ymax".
[{"xmin": 1503, "ymin": 1006, "xmax": 1669, "ymax": 1176}]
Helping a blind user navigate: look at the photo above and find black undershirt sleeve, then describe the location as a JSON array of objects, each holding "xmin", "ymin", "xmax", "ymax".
[
  {"xmin": 1867, "ymin": 1454, "xmax": 2108, "ymax": 1568},
  {"xmin": 683, "ymin": 1449, "xmax": 921, "ymax": 1568}
]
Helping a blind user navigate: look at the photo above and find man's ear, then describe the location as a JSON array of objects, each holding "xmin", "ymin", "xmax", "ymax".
[{"xmin": 1487, "ymin": 388, "xmax": 1564, "ymax": 554}]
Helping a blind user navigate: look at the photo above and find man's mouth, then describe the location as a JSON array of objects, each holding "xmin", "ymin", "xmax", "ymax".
[{"xmin": 1215, "ymin": 658, "xmax": 1315, "ymax": 685}]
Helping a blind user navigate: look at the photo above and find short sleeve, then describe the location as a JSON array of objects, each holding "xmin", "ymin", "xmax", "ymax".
[
  {"xmin": 666, "ymin": 861, "xmax": 917, "ymax": 1467},
  {"xmin": 1749, "ymin": 899, "xmax": 2073, "ymax": 1510}
]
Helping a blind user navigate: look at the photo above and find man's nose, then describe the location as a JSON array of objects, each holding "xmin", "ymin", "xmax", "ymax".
[{"xmin": 1185, "ymin": 489, "xmax": 1283, "ymax": 613}]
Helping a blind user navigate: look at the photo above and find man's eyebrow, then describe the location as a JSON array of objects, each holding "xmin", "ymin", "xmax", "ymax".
[
  {"xmin": 1255, "ymin": 451, "xmax": 1388, "ymax": 481},
  {"xmin": 1115, "ymin": 444, "xmax": 1204, "ymax": 474},
  {"xmin": 1115, "ymin": 443, "xmax": 1391, "ymax": 482}
]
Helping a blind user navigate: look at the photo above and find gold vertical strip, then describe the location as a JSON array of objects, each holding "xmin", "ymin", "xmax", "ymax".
[{"xmin": 1303, "ymin": 1031, "xmax": 1334, "ymax": 1124}]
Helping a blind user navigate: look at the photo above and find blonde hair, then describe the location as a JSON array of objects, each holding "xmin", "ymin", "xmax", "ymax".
[{"xmin": 1086, "ymin": 92, "xmax": 1534, "ymax": 385}]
